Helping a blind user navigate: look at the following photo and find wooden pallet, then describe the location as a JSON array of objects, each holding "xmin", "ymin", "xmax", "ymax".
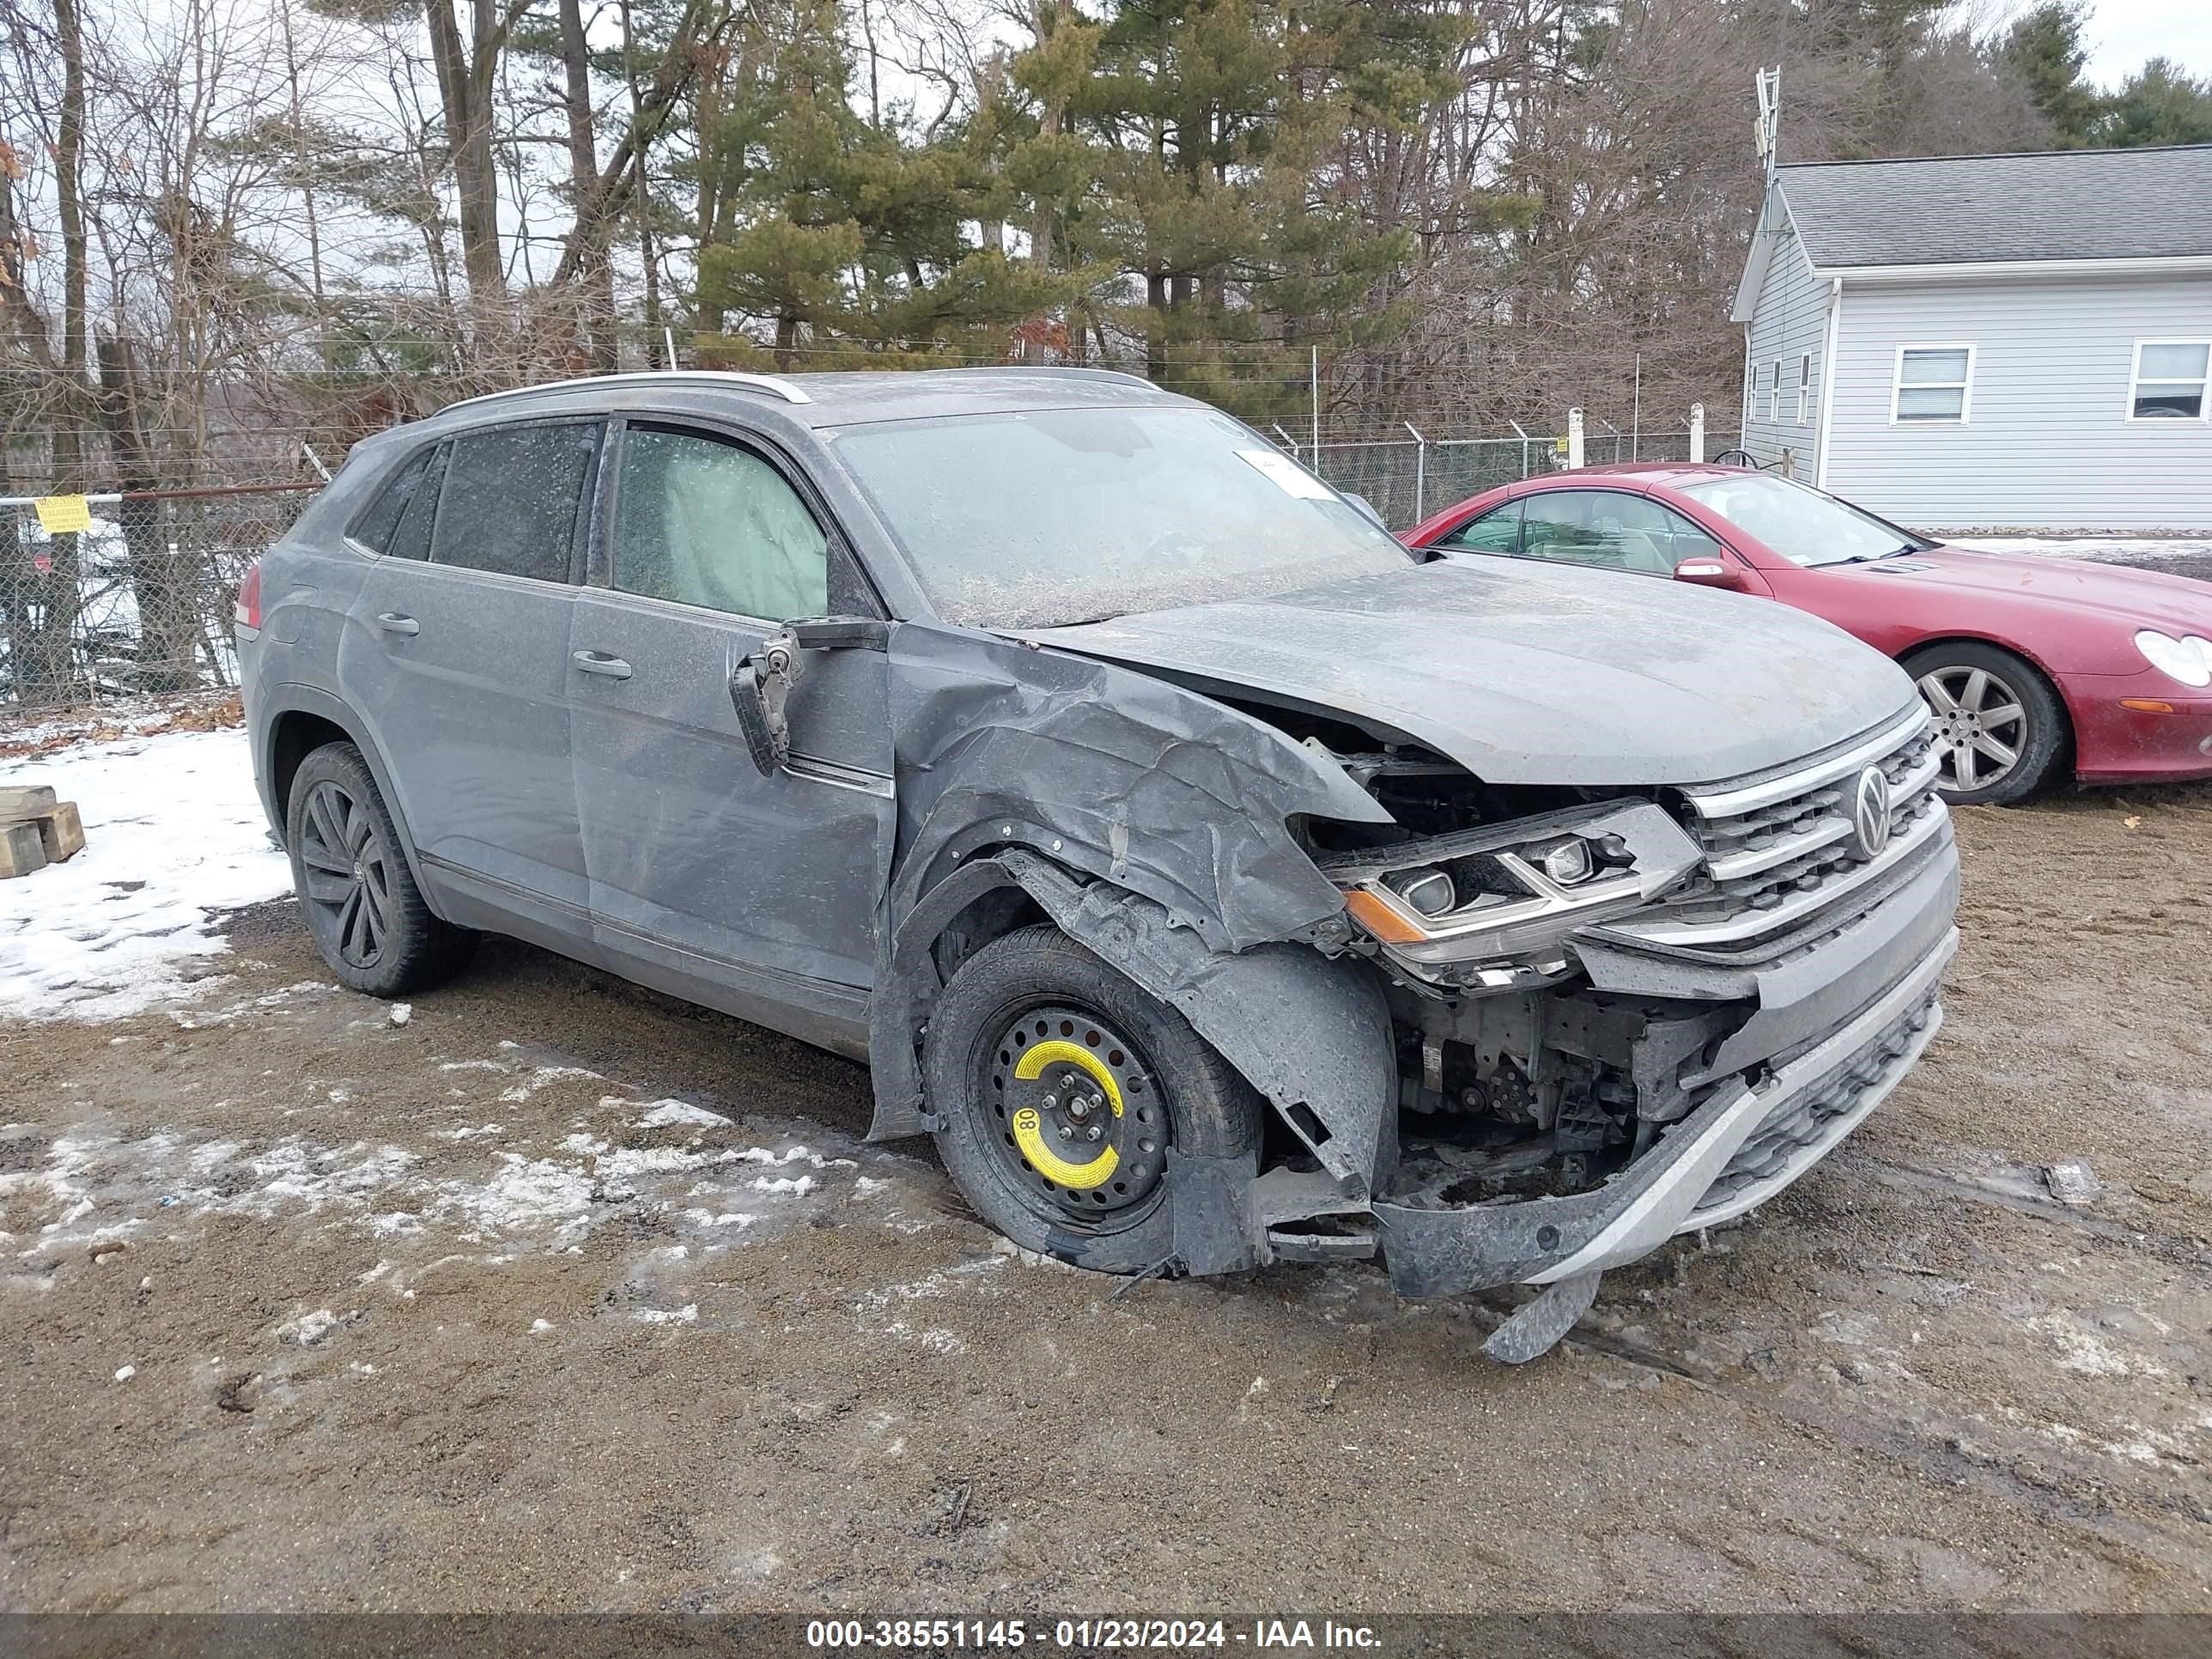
[{"xmin": 0, "ymin": 783, "xmax": 86, "ymax": 878}]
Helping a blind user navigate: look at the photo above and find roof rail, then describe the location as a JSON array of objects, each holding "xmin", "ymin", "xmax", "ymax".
[
  {"xmin": 440, "ymin": 370, "xmax": 811, "ymax": 414},
  {"xmin": 928, "ymin": 365, "xmax": 1159, "ymax": 391}
]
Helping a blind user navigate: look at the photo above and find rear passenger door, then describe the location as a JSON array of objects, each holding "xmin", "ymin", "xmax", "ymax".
[
  {"xmin": 342, "ymin": 418, "xmax": 601, "ymax": 945},
  {"xmin": 568, "ymin": 419, "xmax": 892, "ymax": 1044}
]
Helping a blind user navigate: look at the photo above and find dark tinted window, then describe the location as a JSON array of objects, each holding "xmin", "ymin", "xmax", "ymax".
[
  {"xmin": 429, "ymin": 422, "xmax": 599, "ymax": 582},
  {"xmin": 350, "ymin": 447, "xmax": 434, "ymax": 554},
  {"xmin": 384, "ymin": 443, "xmax": 447, "ymax": 562}
]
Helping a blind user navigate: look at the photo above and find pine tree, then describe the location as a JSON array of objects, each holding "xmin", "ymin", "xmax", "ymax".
[
  {"xmin": 2098, "ymin": 58, "xmax": 2212, "ymax": 148},
  {"xmin": 1998, "ymin": 3, "xmax": 2100, "ymax": 147}
]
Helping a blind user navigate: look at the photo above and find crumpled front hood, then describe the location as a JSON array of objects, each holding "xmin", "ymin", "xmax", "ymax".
[{"xmin": 1023, "ymin": 557, "xmax": 1917, "ymax": 787}]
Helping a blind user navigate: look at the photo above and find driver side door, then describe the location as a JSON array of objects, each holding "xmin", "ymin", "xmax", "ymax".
[{"xmin": 567, "ymin": 418, "xmax": 893, "ymax": 1054}]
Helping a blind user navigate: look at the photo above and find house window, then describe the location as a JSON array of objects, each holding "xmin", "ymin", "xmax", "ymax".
[
  {"xmin": 2129, "ymin": 341, "xmax": 2209, "ymax": 421},
  {"xmin": 1892, "ymin": 345, "xmax": 1974, "ymax": 424},
  {"xmin": 1797, "ymin": 354, "xmax": 1812, "ymax": 425},
  {"xmin": 1769, "ymin": 361, "xmax": 1782, "ymax": 422}
]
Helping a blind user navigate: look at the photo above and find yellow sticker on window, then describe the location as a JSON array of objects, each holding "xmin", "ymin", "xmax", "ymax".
[{"xmin": 33, "ymin": 495, "xmax": 93, "ymax": 534}]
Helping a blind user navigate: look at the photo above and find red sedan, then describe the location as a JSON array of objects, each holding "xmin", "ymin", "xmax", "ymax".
[{"xmin": 1403, "ymin": 465, "xmax": 2212, "ymax": 804}]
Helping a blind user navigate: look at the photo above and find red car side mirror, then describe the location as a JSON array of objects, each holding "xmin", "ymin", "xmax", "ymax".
[{"xmin": 1674, "ymin": 556, "xmax": 1752, "ymax": 592}]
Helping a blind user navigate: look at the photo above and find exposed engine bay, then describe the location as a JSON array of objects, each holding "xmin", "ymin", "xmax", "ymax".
[{"xmin": 1288, "ymin": 729, "xmax": 1743, "ymax": 1208}]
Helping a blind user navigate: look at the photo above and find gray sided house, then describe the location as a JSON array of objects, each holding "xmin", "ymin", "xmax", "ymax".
[{"xmin": 1730, "ymin": 145, "xmax": 2212, "ymax": 533}]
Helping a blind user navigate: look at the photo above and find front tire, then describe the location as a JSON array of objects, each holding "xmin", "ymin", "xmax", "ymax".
[
  {"xmin": 286, "ymin": 742, "xmax": 475, "ymax": 997},
  {"xmin": 923, "ymin": 924, "xmax": 1262, "ymax": 1273},
  {"xmin": 1903, "ymin": 641, "xmax": 2068, "ymax": 806}
]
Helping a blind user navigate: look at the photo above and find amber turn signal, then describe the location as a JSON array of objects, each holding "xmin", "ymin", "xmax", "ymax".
[
  {"xmin": 2120, "ymin": 698, "xmax": 2176, "ymax": 714},
  {"xmin": 1342, "ymin": 888, "xmax": 1428, "ymax": 945}
]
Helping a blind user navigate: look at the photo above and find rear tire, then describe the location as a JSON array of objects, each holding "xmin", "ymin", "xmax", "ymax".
[
  {"xmin": 286, "ymin": 742, "xmax": 475, "ymax": 997},
  {"xmin": 924, "ymin": 924, "xmax": 1262, "ymax": 1274},
  {"xmin": 1903, "ymin": 641, "xmax": 2068, "ymax": 806}
]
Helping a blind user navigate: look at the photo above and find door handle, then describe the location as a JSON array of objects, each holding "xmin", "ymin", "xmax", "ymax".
[
  {"xmin": 376, "ymin": 613, "xmax": 420, "ymax": 636},
  {"xmin": 571, "ymin": 649, "xmax": 632, "ymax": 680}
]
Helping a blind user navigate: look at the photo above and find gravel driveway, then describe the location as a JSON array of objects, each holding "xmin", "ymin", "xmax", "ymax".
[{"xmin": 3, "ymin": 772, "xmax": 2210, "ymax": 1613}]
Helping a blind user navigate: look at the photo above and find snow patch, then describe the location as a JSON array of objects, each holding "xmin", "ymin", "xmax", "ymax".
[
  {"xmin": 0, "ymin": 729, "xmax": 294, "ymax": 1020},
  {"xmin": 1947, "ymin": 536, "xmax": 2212, "ymax": 564},
  {"xmin": 277, "ymin": 1309, "xmax": 342, "ymax": 1346},
  {"xmin": 2031, "ymin": 1315, "xmax": 2166, "ymax": 1378},
  {"xmin": 496, "ymin": 1065, "xmax": 603, "ymax": 1103},
  {"xmin": 630, "ymin": 1099, "xmax": 735, "ymax": 1130}
]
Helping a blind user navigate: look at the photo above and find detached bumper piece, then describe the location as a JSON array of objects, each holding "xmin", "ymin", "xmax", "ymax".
[{"xmin": 1373, "ymin": 929, "xmax": 1957, "ymax": 1352}]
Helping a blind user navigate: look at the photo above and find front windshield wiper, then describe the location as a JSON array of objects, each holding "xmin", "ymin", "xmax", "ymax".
[{"xmin": 1834, "ymin": 542, "xmax": 1921, "ymax": 565}]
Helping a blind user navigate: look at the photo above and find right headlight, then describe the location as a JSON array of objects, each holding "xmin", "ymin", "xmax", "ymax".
[
  {"xmin": 1324, "ymin": 801, "xmax": 1704, "ymax": 979},
  {"xmin": 2134, "ymin": 629, "xmax": 2212, "ymax": 690}
]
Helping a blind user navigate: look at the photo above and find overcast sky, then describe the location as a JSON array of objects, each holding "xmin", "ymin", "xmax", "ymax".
[{"xmin": 2078, "ymin": 0, "xmax": 2212, "ymax": 85}]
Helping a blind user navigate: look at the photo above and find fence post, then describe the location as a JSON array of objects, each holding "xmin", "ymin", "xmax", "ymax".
[
  {"xmin": 1510, "ymin": 421, "xmax": 1530, "ymax": 479},
  {"xmin": 1689, "ymin": 404, "xmax": 1705, "ymax": 464},
  {"xmin": 1566, "ymin": 409, "xmax": 1584, "ymax": 471},
  {"xmin": 1272, "ymin": 423, "xmax": 1299, "ymax": 464},
  {"xmin": 1404, "ymin": 422, "xmax": 1426, "ymax": 523}
]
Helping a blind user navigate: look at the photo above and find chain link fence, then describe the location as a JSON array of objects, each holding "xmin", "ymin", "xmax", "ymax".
[
  {"xmin": 1286, "ymin": 428, "xmax": 1700, "ymax": 529},
  {"xmin": 1, "ymin": 484, "xmax": 317, "ymax": 708}
]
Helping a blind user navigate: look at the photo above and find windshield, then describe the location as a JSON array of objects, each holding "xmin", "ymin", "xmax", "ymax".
[
  {"xmin": 1678, "ymin": 473, "xmax": 1931, "ymax": 568},
  {"xmin": 828, "ymin": 406, "xmax": 1413, "ymax": 628}
]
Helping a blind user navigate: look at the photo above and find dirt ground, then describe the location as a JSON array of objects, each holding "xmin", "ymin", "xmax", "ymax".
[{"xmin": 3, "ymin": 781, "xmax": 2210, "ymax": 1615}]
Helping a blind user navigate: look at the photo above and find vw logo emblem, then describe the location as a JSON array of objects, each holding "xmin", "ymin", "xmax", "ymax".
[{"xmin": 1852, "ymin": 765, "xmax": 1893, "ymax": 860}]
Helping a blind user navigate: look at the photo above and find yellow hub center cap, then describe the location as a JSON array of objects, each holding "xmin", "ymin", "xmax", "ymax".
[{"xmin": 1010, "ymin": 1039, "xmax": 1122, "ymax": 1189}]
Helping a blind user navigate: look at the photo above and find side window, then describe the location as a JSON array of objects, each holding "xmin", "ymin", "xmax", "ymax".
[
  {"xmin": 385, "ymin": 443, "xmax": 447, "ymax": 562},
  {"xmin": 349, "ymin": 447, "xmax": 434, "ymax": 555},
  {"xmin": 1435, "ymin": 502, "xmax": 1521, "ymax": 554},
  {"xmin": 1520, "ymin": 491, "xmax": 1677, "ymax": 575},
  {"xmin": 611, "ymin": 427, "xmax": 831, "ymax": 621},
  {"xmin": 429, "ymin": 422, "xmax": 599, "ymax": 582},
  {"xmin": 1633, "ymin": 497, "xmax": 1727, "ymax": 567}
]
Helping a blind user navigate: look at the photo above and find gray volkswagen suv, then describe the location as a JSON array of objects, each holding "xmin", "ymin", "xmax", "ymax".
[{"xmin": 237, "ymin": 368, "xmax": 1959, "ymax": 1360}]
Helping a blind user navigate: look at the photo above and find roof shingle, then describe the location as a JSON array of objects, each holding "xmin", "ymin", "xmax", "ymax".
[{"xmin": 1778, "ymin": 145, "xmax": 2212, "ymax": 269}]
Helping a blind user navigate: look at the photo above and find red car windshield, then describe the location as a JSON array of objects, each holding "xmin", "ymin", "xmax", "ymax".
[{"xmin": 1679, "ymin": 473, "xmax": 1931, "ymax": 568}]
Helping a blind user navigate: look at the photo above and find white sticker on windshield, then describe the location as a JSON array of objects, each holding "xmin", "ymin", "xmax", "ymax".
[{"xmin": 1237, "ymin": 447, "xmax": 1338, "ymax": 501}]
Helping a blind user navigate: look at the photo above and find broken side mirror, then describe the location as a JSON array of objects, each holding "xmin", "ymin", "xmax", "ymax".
[{"xmin": 728, "ymin": 616, "xmax": 891, "ymax": 778}]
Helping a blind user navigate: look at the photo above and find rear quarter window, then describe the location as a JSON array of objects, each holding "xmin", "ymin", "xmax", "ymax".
[
  {"xmin": 429, "ymin": 422, "xmax": 600, "ymax": 582},
  {"xmin": 349, "ymin": 446, "xmax": 436, "ymax": 556}
]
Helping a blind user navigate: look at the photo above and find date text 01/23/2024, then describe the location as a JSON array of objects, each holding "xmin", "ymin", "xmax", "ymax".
[{"xmin": 805, "ymin": 1619, "xmax": 1384, "ymax": 1650}]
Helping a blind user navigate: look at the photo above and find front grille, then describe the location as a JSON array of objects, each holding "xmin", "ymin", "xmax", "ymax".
[
  {"xmin": 1688, "ymin": 723, "xmax": 1941, "ymax": 909},
  {"xmin": 1613, "ymin": 708, "xmax": 1948, "ymax": 951},
  {"xmin": 1693, "ymin": 982, "xmax": 1939, "ymax": 1212}
]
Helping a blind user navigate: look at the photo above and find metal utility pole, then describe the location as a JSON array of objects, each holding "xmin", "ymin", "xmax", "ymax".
[
  {"xmin": 1632, "ymin": 354, "xmax": 1642, "ymax": 460},
  {"xmin": 1310, "ymin": 347, "xmax": 1320, "ymax": 454}
]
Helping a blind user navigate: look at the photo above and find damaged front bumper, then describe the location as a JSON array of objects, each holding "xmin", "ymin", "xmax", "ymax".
[{"xmin": 1370, "ymin": 922, "xmax": 1956, "ymax": 1299}]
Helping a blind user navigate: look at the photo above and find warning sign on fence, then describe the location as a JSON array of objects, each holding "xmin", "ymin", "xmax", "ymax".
[{"xmin": 33, "ymin": 495, "xmax": 93, "ymax": 535}]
